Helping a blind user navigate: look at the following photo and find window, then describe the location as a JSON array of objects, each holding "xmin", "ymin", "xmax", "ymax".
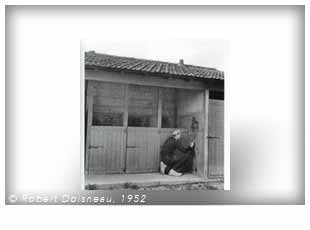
[
  {"xmin": 209, "ymin": 90, "xmax": 224, "ymax": 100},
  {"xmin": 161, "ymin": 88, "xmax": 177, "ymax": 128},
  {"xmin": 91, "ymin": 82, "xmax": 125, "ymax": 126},
  {"xmin": 128, "ymin": 85, "xmax": 158, "ymax": 127},
  {"xmin": 92, "ymin": 112, "xmax": 123, "ymax": 126}
]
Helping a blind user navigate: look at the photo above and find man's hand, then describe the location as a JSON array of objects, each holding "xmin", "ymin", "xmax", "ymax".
[{"xmin": 190, "ymin": 142, "xmax": 195, "ymax": 148}]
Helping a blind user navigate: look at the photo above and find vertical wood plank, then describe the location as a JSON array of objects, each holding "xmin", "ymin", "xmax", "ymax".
[
  {"xmin": 157, "ymin": 88, "xmax": 162, "ymax": 128},
  {"xmin": 203, "ymin": 89, "xmax": 209, "ymax": 178},
  {"xmin": 156, "ymin": 88, "xmax": 162, "ymax": 172},
  {"xmin": 156, "ymin": 88, "xmax": 162, "ymax": 171},
  {"xmin": 123, "ymin": 84, "xmax": 129, "ymax": 128},
  {"xmin": 123, "ymin": 84, "xmax": 129, "ymax": 173}
]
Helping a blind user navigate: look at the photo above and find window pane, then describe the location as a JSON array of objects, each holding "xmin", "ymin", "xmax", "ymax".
[
  {"xmin": 91, "ymin": 81, "xmax": 125, "ymax": 126},
  {"xmin": 93, "ymin": 112, "xmax": 123, "ymax": 126},
  {"xmin": 210, "ymin": 90, "xmax": 224, "ymax": 100},
  {"xmin": 161, "ymin": 88, "xmax": 177, "ymax": 128},
  {"xmin": 128, "ymin": 85, "xmax": 158, "ymax": 127}
]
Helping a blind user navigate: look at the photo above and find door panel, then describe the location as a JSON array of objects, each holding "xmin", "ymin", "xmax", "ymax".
[
  {"xmin": 87, "ymin": 81, "xmax": 126, "ymax": 174},
  {"xmin": 125, "ymin": 85, "xmax": 160, "ymax": 173},
  {"xmin": 208, "ymin": 99, "xmax": 224, "ymax": 177},
  {"xmin": 88, "ymin": 127, "xmax": 126, "ymax": 174},
  {"xmin": 126, "ymin": 127, "xmax": 160, "ymax": 173}
]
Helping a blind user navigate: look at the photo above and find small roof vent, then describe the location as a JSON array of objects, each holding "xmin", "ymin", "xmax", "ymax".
[{"xmin": 179, "ymin": 59, "xmax": 184, "ymax": 65}]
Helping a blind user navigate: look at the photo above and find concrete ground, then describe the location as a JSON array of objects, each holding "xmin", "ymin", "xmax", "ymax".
[
  {"xmin": 85, "ymin": 173, "xmax": 223, "ymax": 190},
  {"xmin": 137, "ymin": 181, "xmax": 224, "ymax": 190}
]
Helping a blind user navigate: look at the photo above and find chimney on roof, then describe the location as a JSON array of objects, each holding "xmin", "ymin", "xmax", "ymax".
[{"xmin": 179, "ymin": 59, "xmax": 184, "ymax": 65}]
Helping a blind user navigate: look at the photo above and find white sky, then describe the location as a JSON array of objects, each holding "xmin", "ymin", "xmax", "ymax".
[{"xmin": 82, "ymin": 39, "xmax": 228, "ymax": 71}]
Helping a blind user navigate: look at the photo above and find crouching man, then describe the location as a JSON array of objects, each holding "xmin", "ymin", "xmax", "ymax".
[{"xmin": 160, "ymin": 129, "xmax": 195, "ymax": 176}]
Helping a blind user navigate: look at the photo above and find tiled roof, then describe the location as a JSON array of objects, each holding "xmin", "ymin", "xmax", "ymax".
[{"xmin": 85, "ymin": 51, "xmax": 224, "ymax": 80}]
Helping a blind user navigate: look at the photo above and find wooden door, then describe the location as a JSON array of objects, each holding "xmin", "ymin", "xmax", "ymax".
[
  {"xmin": 208, "ymin": 99, "xmax": 224, "ymax": 177},
  {"xmin": 125, "ymin": 85, "xmax": 160, "ymax": 173},
  {"xmin": 126, "ymin": 127, "xmax": 160, "ymax": 173},
  {"xmin": 89, "ymin": 127, "xmax": 126, "ymax": 174},
  {"xmin": 86, "ymin": 81, "xmax": 127, "ymax": 174}
]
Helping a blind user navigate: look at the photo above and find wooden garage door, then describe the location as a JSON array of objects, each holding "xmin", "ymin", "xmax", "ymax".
[{"xmin": 208, "ymin": 99, "xmax": 224, "ymax": 177}]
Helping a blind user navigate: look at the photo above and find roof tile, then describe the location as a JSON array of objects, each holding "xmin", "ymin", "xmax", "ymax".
[{"xmin": 85, "ymin": 51, "xmax": 224, "ymax": 80}]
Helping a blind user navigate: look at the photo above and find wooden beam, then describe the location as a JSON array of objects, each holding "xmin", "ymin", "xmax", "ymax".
[
  {"xmin": 157, "ymin": 88, "xmax": 162, "ymax": 129},
  {"xmin": 85, "ymin": 82, "xmax": 94, "ymax": 174},
  {"xmin": 203, "ymin": 89, "xmax": 209, "ymax": 178},
  {"xmin": 123, "ymin": 83, "xmax": 129, "ymax": 128},
  {"xmin": 123, "ymin": 84, "xmax": 129, "ymax": 173},
  {"xmin": 85, "ymin": 70, "xmax": 208, "ymax": 90}
]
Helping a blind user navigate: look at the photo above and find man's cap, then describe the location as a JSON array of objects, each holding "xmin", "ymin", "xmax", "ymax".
[{"xmin": 172, "ymin": 129, "xmax": 181, "ymax": 136}]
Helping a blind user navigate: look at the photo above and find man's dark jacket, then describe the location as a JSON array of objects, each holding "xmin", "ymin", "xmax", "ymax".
[
  {"xmin": 160, "ymin": 136, "xmax": 191, "ymax": 161},
  {"xmin": 160, "ymin": 136, "xmax": 195, "ymax": 174}
]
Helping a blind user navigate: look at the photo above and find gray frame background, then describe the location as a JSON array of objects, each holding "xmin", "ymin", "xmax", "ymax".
[{"xmin": 5, "ymin": 5, "xmax": 305, "ymax": 205}]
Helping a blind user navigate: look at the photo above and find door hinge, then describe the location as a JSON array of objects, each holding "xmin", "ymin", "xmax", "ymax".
[
  {"xmin": 89, "ymin": 145, "xmax": 104, "ymax": 149},
  {"xmin": 206, "ymin": 136, "xmax": 219, "ymax": 139}
]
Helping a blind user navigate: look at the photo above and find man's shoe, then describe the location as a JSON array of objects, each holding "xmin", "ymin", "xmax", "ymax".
[
  {"xmin": 160, "ymin": 161, "xmax": 167, "ymax": 174},
  {"xmin": 168, "ymin": 169, "xmax": 182, "ymax": 177}
]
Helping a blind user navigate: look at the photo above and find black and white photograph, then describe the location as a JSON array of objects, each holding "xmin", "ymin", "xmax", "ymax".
[
  {"xmin": 83, "ymin": 40, "xmax": 227, "ymax": 190},
  {"xmin": 4, "ymin": 4, "xmax": 305, "ymax": 210}
]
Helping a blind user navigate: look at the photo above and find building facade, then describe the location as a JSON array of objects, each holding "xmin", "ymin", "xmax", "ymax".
[{"xmin": 84, "ymin": 51, "xmax": 224, "ymax": 179}]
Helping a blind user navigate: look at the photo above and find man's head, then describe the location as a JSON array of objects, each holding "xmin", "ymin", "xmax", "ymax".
[{"xmin": 172, "ymin": 129, "xmax": 181, "ymax": 140}]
